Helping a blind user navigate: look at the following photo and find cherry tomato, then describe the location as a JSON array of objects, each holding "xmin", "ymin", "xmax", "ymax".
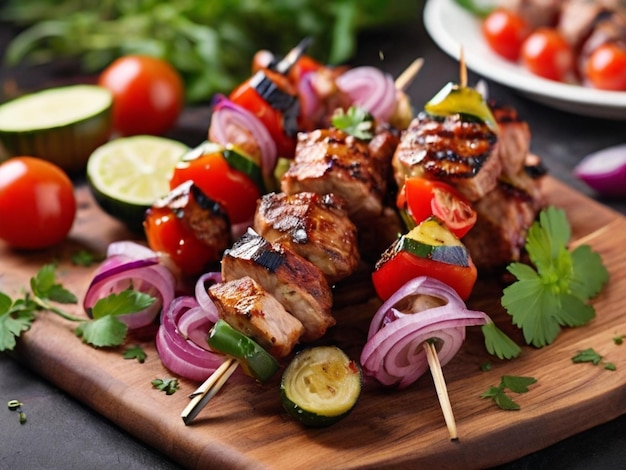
[
  {"xmin": 144, "ymin": 206, "xmax": 219, "ymax": 277},
  {"xmin": 0, "ymin": 157, "xmax": 76, "ymax": 249},
  {"xmin": 169, "ymin": 147, "xmax": 261, "ymax": 225},
  {"xmin": 98, "ymin": 55, "xmax": 184, "ymax": 136},
  {"xmin": 229, "ymin": 68, "xmax": 298, "ymax": 158},
  {"xmin": 482, "ymin": 8, "xmax": 531, "ymax": 62},
  {"xmin": 584, "ymin": 42, "xmax": 626, "ymax": 91},
  {"xmin": 520, "ymin": 28, "xmax": 574, "ymax": 82},
  {"xmin": 397, "ymin": 177, "xmax": 477, "ymax": 238}
]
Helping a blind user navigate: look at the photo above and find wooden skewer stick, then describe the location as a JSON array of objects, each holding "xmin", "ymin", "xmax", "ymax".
[
  {"xmin": 459, "ymin": 47, "xmax": 468, "ymax": 88},
  {"xmin": 394, "ymin": 57, "xmax": 424, "ymax": 91},
  {"xmin": 181, "ymin": 357, "xmax": 239, "ymax": 425},
  {"xmin": 423, "ymin": 341, "xmax": 458, "ymax": 440}
]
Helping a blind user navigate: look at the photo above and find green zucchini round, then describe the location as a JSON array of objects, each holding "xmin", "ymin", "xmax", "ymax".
[
  {"xmin": 0, "ymin": 85, "xmax": 113, "ymax": 173},
  {"xmin": 280, "ymin": 346, "xmax": 362, "ymax": 427}
]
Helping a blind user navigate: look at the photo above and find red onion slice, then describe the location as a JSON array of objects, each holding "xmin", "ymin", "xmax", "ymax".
[
  {"xmin": 83, "ymin": 255, "xmax": 176, "ymax": 330},
  {"xmin": 209, "ymin": 95, "xmax": 277, "ymax": 182},
  {"xmin": 335, "ymin": 66, "xmax": 397, "ymax": 123},
  {"xmin": 157, "ymin": 296, "xmax": 226, "ymax": 382},
  {"xmin": 106, "ymin": 240, "xmax": 158, "ymax": 260},
  {"xmin": 360, "ymin": 276, "xmax": 490, "ymax": 389},
  {"xmin": 194, "ymin": 272, "xmax": 222, "ymax": 324},
  {"xmin": 574, "ymin": 143, "xmax": 626, "ymax": 197}
]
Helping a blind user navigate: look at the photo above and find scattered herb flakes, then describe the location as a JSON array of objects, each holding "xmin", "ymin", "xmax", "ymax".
[
  {"xmin": 480, "ymin": 362, "xmax": 492, "ymax": 372},
  {"xmin": 124, "ymin": 345, "xmax": 147, "ymax": 363},
  {"xmin": 613, "ymin": 335, "xmax": 624, "ymax": 345},
  {"xmin": 7, "ymin": 399, "xmax": 26, "ymax": 424},
  {"xmin": 331, "ymin": 106, "xmax": 374, "ymax": 140},
  {"xmin": 71, "ymin": 250, "xmax": 103, "ymax": 266},
  {"xmin": 152, "ymin": 378, "xmax": 180, "ymax": 395},
  {"xmin": 481, "ymin": 375, "xmax": 537, "ymax": 411},
  {"xmin": 572, "ymin": 348, "xmax": 616, "ymax": 371},
  {"xmin": 502, "ymin": 206, "xmax": 609, "ymax": 348}
]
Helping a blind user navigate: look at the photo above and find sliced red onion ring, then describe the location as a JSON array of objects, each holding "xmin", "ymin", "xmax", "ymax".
[
  {"xmin": 360, "ymin": 276, "xmax": 490, "ymax": 389},
  {"xmin": 83, "ymin": 255, "xmax": 176, "ymax": 330},
  {"xmin": 194, "ymin": 272, "xmax": 222, "ymax": 324},
  {"xmin": 209, "ymin": 94, "xmax": 277, "ymax": 182},
  {"xmin": 297, "ymin": 72, "xmax": 321, "ymax": 122},
  {"xmin": 335, "ymin": 66, "xmax": 397, "ymax": 122},
  {"xmin": 106, "ymin": 240, "xmax": 158, "ymax": 260},
  {"xmin": 574, "ymin": 143, "xmax": 626, "ymax": 197},
  {"xmin": 156, "ymin": 296, "xmax": 226, "ymax": 382}
]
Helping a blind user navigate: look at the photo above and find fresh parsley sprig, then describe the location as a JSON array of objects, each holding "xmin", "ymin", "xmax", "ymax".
[
  {"xmin": 0, "ymin": 264, "xmax": 156, "ymax": 351},
  {"xmin": 501, "ymin": 206, "xmax": 609, "ymax": 348},
  {"xmin": 331, "ymin": 106, "xmax": 374, "ymax": 140}
]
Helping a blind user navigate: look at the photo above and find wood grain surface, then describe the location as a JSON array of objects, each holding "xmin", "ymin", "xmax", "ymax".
[{"xmin": 1, "ymin": 176, "xmax": 624, "ymax": 470}]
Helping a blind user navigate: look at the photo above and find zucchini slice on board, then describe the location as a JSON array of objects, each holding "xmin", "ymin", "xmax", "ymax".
[
  {"xmin": 0, "ymin": 85, "xmax": 113, "ymax": 173},
  {"xmin": 281, "ymin": 346, "xmax": 362, "ymax": 427}
]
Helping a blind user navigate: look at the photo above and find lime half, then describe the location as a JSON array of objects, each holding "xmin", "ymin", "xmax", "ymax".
[{"xmin": 87, "ymin": 135, "xmax": 188, "ymax": 231}]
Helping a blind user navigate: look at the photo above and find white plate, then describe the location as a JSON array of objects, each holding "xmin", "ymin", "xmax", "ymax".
[{"xmin": 423, "ymin": 0, "xmax": 626, "ymax": 120}]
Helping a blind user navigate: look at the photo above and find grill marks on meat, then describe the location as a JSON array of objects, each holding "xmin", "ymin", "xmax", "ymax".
[
  {"xmin": 392, "ymin": 112, "xmax": 501, "ymax": 201},
  {"xmin": 254, "ymin": 191, "xmax": 359, "ymax": 283},
  {"xmin": 221, "ymin": 229, "xmax": 334, "ymax": 342},
  {"xmin": 208, "ymin": 276, "xmax": 304, "ymax": 358},
  {"xmin": 280, "ymin": 127, "xmax": 390, "ymax": 223}
]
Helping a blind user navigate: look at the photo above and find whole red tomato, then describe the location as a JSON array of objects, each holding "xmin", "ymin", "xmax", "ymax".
[
  {"xmin": 98, "ymin": 55, "xmax": 184, "ymax": 136},
  {"xmin": 584, "ymin": 42, "xmax": 626, "ymax": 91},
  {"xmin": 0, "ymin": 157, "xmax": 76, "ymax": 249},
  {"xmin": 482, "ymin": 8, "xmax": 531, "ymax": 62},
  {"xmin": 520, "ymin": 28, "xmax": 574, "ymax": 82}
]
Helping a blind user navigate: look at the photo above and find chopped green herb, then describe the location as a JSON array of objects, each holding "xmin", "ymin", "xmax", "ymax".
[
  {"xmin": 7, "ymin": 399, "xmax": 26, "ymax": 424},
  {"xmin": 614, "ymin": 335, "xmax": 624, "ymax": 345},
  {"xmin": 502, "ymin": 206, "xmax": 609, "ymax": 348},
  {"xmin": 480, "ymin": 362, "xmax": 492, "ymax": 372},
  {"xmin": 453, "ymin": 0, "xmax": 495, "ymax": 19},
  {"xmin": 124, "ymin": 345, "xmax": 147, "ymax": 363},
  {"xmin": 152, "ymin": 378, "xmax": 180, "ymax": 395},
  {"xmin": 331, "ymin": 106, "xmax": 374, "ymax": 140},
  {"xmin": 572, "ymin": 348, "xmax": 616, "ymax": 371},
  {"xmin": 481, "ymin": 375, "xmax": 537, "ymax": 411},
  {"xmin": 481, "ymin": 321, "xmax": 522, "ymax": 359},
  {"xmin": 71, "ymin": 250, "xmax": 102, "ymax": 266}
]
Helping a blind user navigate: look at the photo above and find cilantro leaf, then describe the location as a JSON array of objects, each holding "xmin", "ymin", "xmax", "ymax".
[
  {"xmin": 152, "ymin": 378, "xmax": 179, "ymax": 395},
  {"xmin": 572, "ymin": 348, "xmax": 603, "ymax": 365},
  {"xmin": 71, "ymin": 250, "xmax": 102, "ymax": 267},
  {"xmin": 89, "ymin": 290, "xmax": 156, "ymax": 319},
  {"xmin": 331, "ymin": 106, "xmax": 374, "ymax": 140},
  {"xmin": 75, "ymin": 316, "xmax": 128, "ymax": 347},
  {"xmin": 30, "ymin": 264, "xmax": 77, "ymax": 304},
  {"xmin": 481, "ymin": 321, "xmax": 521, "ymax": 359},
  {"xmin": 0, "ymin": 294, "xmax": 37, "ymax": 352},
  {"xmin": 501, "ymin": 207, "xmax": 609, "ymax": 348},
  {"xmin": 124, "ymin": 345, "xmax": 147, "ymax": 363},
  {"xmin": 500, "ymin": 375, "xmax": 537, "ymax": 393}
]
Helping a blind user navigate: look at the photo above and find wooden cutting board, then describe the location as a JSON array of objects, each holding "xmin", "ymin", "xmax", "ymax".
[{"xmin": 1, "ymin": 177, "xmax": 625, "ymax": 469}]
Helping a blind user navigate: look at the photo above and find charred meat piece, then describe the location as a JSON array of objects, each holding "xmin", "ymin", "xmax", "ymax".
[
  {"xmin": 280, "ymin": 127, "xmax": 389, "ymax": 223},
  {"xmin": 558, "ymin": 0, "xmax": 626, "ymax": 49},
  {"xmin": 462, "ymin": 179, "xmax": 544, "ymax": 271},
  {"xmin": 489, "ymin": 102, "xmax": 531, "ymax": 180},
  {"xmin": 254, "ymin": 191, "xmax": 360, "ymax": 283},
  {"xmin": 392, "ymin": 112, "xmax": 502, "ymax": 202},
  {"xmin": 144, "ymin": 180, "xmax": 231, "ymax": 262},
  {"xmin": 221, "ymin": 229, "xmax": 334, "ymax": 342},
  {"xmin": 208, "ymin": 276, "xmax": 304, "ymax": 358}
]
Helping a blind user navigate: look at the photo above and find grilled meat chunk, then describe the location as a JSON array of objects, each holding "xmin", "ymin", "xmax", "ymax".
[
  {"xmin": 144, "ymin": 180, "xmax": 231, "ymax": 264},
  {"xmin": 392, "ymin": 112, "xmax": 502, "ymax": 201},
  {"xmin": 254, "ymin": 191, "xmax": 359, "ymax": 283},
  {"xmin": 558, "ymin": 0, "xmax": 626, "ymax": 48},
  {"xmin": 490, "ymin": 102, "xmax": 531, "ymax": 180},
  {"xmin": 208, "ymin": 276, "xmax": 304, "ymax": 358},
  {"xmin": 462, "ymin": 179, "xmax": 544, "ymax": 271},
  {"xmin": 280, "ymin": 127, "xmax": 390, "ymax": 223},
  {"xmin": 497, "ymin": 0, "xmax": 561, "ymax": 28},
  {"xmin": 221, "ymin": 229, "xmax": 334, "ymax": 342}
]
